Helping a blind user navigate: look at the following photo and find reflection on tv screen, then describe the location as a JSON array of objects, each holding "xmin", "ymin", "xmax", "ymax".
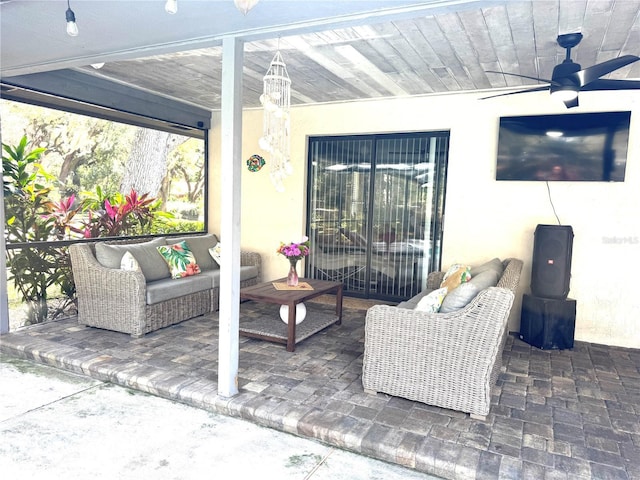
[{"xmin": 496, "ymin": 111, "xmax": 631, "ymax": 182}]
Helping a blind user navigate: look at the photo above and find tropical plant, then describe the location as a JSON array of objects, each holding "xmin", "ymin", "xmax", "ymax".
[
  {"xmin": 3, "ymin": 136, "xmax": 73, "ymax": 324},
  {"xmin": 3, "ymin": 134, "xmax": 192, "ymax": 325},
  {"xmin": 78, "ymin": 187, "xmax": 160, "ymax": 238}
]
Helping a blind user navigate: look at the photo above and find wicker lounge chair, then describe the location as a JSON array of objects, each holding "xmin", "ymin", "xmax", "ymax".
[{"xmin": 362, "ymin": 258, "xmax": 523, "ymax": 420}]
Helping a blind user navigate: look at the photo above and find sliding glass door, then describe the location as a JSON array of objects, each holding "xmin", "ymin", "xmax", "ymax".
[{"xmin": 306, "ymin": 132, "xmax": 448, "ymax": 300}]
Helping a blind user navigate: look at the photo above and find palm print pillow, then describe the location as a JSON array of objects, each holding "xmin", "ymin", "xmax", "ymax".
[{"xmin": 157, "ymin": 241, "xmax": 201, "ymax": 279}]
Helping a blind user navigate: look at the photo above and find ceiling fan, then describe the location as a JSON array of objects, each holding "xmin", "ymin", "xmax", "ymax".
[{"xmin": 483, "ymin": 33, "xmax": 640, "ymax": 108}]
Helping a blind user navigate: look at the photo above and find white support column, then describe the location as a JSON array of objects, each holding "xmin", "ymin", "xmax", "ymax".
[
  {"xmin": 0, "ymin": 198, "xmax": 7, "ymax": 335},
  {"xmin": 217, "ymin": 36, "xmax": 244, "ymax": 398},
  {"xmin": 0, "ymin": 122, "xmax": 9, "ymax": 334}
]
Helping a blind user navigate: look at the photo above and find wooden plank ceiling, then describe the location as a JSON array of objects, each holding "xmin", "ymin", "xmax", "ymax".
[{"xmin": 77, "ymin": 0, "xmax": 640, "ymax": 110}]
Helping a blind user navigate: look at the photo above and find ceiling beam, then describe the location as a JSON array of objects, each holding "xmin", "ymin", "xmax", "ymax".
[{"xmin": 1, "ymin": 70, "xmax": 211, "ymax": 132}]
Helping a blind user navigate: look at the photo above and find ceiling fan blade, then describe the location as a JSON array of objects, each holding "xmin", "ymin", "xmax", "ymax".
[
  {"xmin": 577, "ymin": 55, "xmax": 640, "ymax": 86},
  {"xmin": 580, "ymin": 78, "xmax": 640, "ymax": 91},
  {"xmin": 480, "ymin": 85, "xmax": 549, "ymax": 100},
  {"xmin": 486, "ymin": 70, "xmax": 554, "ymax": 84}
]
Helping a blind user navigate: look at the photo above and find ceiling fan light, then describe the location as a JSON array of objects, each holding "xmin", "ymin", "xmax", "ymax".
[
  {"xmin": 546, "ymin": 130, "xmax": 564, "ymax": 138},
  {"xmin": 550, "ymin": 86, "xmax": 579, "ymax": 102},
  {"xmin": 234, "ymin": 0, "xmax": 259, "ymax": 15}
]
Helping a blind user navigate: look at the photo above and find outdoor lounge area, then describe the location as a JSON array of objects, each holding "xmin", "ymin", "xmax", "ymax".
[
  {"xmin": 1, "ymin": 299, "xmax": 639, "ymax": 479},
  {"xmin": 2, "ymin": 2, "xmax": 640, "ymax": 479}
]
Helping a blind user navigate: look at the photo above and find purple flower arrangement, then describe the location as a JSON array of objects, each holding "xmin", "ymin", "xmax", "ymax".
[{"xmin": 277, "ymin": 236, "xmax": 311, "ymax": 262}]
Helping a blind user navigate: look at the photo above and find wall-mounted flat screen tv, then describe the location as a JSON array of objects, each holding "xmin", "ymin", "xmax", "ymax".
[{"xmin": 496, "ymin": 111, "xmax": 631, "ymax": 181}]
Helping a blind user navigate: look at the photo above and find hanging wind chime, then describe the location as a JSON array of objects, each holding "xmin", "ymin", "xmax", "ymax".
[{"xmin": 259, "ymin": 50, "xmax": 291, "ymax": 192}]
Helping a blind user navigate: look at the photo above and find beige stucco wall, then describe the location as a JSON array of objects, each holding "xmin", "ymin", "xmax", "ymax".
[{"xmin": 209, "ymin": 89, "xmax": 640, "ymax": 349}]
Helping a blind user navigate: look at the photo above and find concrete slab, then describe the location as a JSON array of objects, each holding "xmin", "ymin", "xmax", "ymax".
[{"xmin": 0, "ymin": 355, "xmax": 437, "ymax": 479}]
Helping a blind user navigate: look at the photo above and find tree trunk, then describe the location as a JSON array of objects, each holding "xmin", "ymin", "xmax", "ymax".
[
  {"xmin": 120, "ymin": 130, "xmax": 181, "ymax": 196},
  {"xmin": 58, "ymin": 151, "xmax": 83, "ymax": 184}
]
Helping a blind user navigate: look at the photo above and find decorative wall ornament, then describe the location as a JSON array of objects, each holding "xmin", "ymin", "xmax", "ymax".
[
  {"xmin": 246, "ymin": 154, "xmax": 265, "ymax": 172},
  {"xmin": 259, "ymin": 51, "xmax": 291, "ymax": 192}
]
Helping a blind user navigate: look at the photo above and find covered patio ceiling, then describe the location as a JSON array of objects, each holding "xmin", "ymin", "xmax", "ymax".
[{"xmin": 2, "ymin": 0, "xmax": 640, "ymax": 112}]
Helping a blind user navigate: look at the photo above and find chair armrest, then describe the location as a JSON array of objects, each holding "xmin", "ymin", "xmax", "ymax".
[
  {"xmin": 497, "ymin": 258, "xmax": 523, "ymax": 293},
  {"xmin": 69, "ymin": 243, "xmax": 147, "ymax": 324},
  {"xmin": 240, "ymin": 251, "xmax": 262, "ymax": 281}
]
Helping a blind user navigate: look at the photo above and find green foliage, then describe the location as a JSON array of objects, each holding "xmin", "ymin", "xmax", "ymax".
[
  {"xmin": 2, "ymin": 100, "xmax": 205, "ymax": 226},
  {"xmin": 2, "ymin": 135, "xmax": 193, "ymax": 325},
  {"xmin": 166, "ymin": 141, "xmax": 205, "ymax": 206},
  {"xmin": 2, "ymin": 135, "xmax": 47, "ymax": 197},
  {"xmin": 149, "ymin": 217, "xmax": 204, "ymax": 234},
  {"xmin": 78, "ymin": 187, "xmax": 162, "ymax": 238},
  {"xmin": 5, "ymin": 103, "xmax": 131, "ymax": 198},
  {"xmin": 2, "ymin": 136, "xmax": 73, "ymax": 324}
]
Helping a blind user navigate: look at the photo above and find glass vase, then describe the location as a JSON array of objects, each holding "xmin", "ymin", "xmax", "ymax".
[{"xmin": 287, "ymin": 259, "xmax": 299, "ymax": 287}]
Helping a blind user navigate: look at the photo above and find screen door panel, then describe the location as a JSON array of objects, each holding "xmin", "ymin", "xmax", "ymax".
[{"xmin": 307, "ymin": 132, "xmax": 448, "ymax": 300}]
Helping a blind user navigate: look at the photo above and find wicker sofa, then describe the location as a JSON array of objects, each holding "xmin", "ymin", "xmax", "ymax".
[
  {"xmin": 69, "ymin": 234, "xmax": 261, "ymax": 337},
  {"xmin": 362, "ymin": 258, "xmax": 523, "ymax": 420}
]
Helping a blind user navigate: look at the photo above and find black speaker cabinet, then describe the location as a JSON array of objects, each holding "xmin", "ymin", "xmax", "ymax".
[
  {"xmin": 520, "ymin": 294, "xmax": 576, "ymax": 350},
  {"xmin": 531, "ymin": 224, "xmax": 573, "ymax": 299}
]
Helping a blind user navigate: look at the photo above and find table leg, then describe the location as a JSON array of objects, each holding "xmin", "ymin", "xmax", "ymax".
[
  {"xmin": 335, "ymin": 284, "xmax": 343, "ymax": 325},
  {"xmin": 287, "ymin": 301, "xmax": 296, "ymax": 352}
]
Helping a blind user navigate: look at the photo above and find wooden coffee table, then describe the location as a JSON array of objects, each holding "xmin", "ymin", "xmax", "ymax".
[{"xmin": 239, "ymin": 278, "xmax": 343, "ymax": 352}]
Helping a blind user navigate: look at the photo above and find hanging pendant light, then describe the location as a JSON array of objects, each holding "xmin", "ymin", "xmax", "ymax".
[
  {"xmin": 260, "ymin": 51, "xmax": 291, "ymax": 192},
  {"xmin": 234, "ymin": 0, "xmax": 259, "ymax": 15},
  {"xmin": 65, "ymin": 0, "xmax": 78, "ymax": 37}
]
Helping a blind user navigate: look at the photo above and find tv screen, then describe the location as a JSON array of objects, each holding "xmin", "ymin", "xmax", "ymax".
[{"xmin": 496, "ymin": 111, "xmax": 631, "ymax": 182}]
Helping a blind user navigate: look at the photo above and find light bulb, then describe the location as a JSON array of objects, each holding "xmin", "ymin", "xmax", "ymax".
[
  {"xmin": 234, "ymin": 0, "xmax": 259, "ymax": 15},
  {"xmin": 165, "ymin": 0, "xmax": 178, "ymax": 14},
  {"xmin": 65, "ymin": 7, "xmax": 78, "ymax": 36},
  {"xmin": 550, "ymin": 89, "xmax": 578, "ymax": 102}
]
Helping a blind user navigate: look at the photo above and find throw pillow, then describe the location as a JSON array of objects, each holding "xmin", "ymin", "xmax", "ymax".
[
  {"xmin": 468, "ymin": 269, "xmax": 500, "ymax": 290},
  {"xmin": 95, "ymin": 237, "xmax": 170, "ymax": 282},
  {"xmin": 170, "ymin": 233, "xmax": 219, "ymax": 271},
  {"xmin": 414, "ymin": 287, "xmax": 448, "ymax": 313},
  {"xmin": 440, "ymin": 264, "xmax": 472, "ymax": 291},
  {"xmin": 208, "ymin": 242, "xmax": 222, "ymax": 266},
  {"xmin": 398, "ymin": 288, "xmax": 435, "ymax": 309},
  {"xmin": 157, "ymin": 241, "xmax": 201, "ymax": 279},
  {"xmin": 120, "ymin": 251, "xmax": 141, "ymax": 272},
  {"xmin": 470, "ymin": 258, "xmax": 503, "ymax": 278},
  {"xmin": 439, "ymin": 269, "xmax": 501, "ymax": 314},
  {"xmin": 439, "ymin": 283, "xmax": 479, "ymax": 313}
]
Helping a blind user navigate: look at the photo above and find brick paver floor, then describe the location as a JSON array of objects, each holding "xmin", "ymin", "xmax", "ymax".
[{"xmin": 1, "ymin": 300, "xmax": 639, "ymax": 479}]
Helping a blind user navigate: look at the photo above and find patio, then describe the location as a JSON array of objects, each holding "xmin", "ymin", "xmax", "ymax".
[{"xmin": 1, "ymin": 298, "xmax": 639, "ymax": 479}]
